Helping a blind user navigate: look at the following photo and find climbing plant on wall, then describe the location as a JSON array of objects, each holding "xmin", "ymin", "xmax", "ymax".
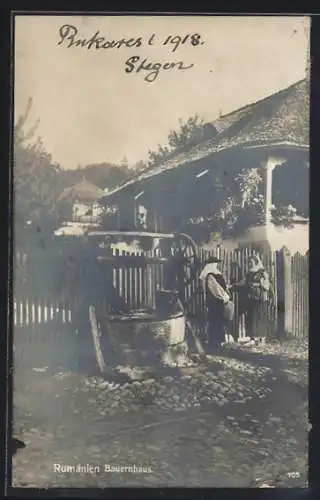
[{"xmin": 183, "ymin": 165, "xmax": 298, "ymax": 243}]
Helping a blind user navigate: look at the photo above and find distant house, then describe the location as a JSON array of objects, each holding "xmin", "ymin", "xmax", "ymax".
[
  {"xmin": 58, "ymin": 176, "xmax": 105, "ymax": 223},
  {"xmin": 100, "ymin": 78, "xmax": 309, "ymax": 253}
]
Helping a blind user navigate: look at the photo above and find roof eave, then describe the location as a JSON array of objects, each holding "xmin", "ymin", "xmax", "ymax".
[
  {"xmin": 100, "ymin": 141, "xmax": 309, "ymax": 203},
  {"xmin": 244, "ymin": 142, "xmax": 309, "ymax": 151}
]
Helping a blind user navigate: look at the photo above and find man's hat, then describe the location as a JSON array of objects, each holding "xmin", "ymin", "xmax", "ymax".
[{"xmin": 205, "ymin": 256, "xmax": 221, "ymax": 264}]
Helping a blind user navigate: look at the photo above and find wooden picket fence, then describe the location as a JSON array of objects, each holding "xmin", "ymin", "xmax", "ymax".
[
  {"xmin": 14, "ymin": 299, "xmax": 72, "ymax": 328},
  {"xmin": 13, "ymin": 245, "xmax": 309, "ymax": 342},
  {"xmin": 291, "ymin": 251, "xmax": 309, "ymax": 338}
]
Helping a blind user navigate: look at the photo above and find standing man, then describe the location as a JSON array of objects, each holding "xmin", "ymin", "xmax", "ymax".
[{"xmin": 199, "ymin": 256, "xmax": 234, "ymax": 352}]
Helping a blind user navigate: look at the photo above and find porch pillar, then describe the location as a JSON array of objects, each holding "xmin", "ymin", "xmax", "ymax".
[
  {"xmin": 237, "ymin": 154, "xmax": 288, "ymax": 252},
  {"xmin": 261, "ymin": 155, "xmax": 287, "ymax": 225}
]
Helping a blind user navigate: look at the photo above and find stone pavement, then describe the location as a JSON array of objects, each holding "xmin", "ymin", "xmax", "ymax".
[{"xmin": 12, "ymin": 341, "xmax": 308, "ymax": 488}]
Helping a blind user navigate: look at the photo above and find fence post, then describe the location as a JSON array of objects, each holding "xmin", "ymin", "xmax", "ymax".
[
  {"xmin": 304, "ymin": 250, "xmax": 309, "ymax": 339},
  {"xmin": 276, "ymin": 246, "xmax": 292, "ymax": 337}
]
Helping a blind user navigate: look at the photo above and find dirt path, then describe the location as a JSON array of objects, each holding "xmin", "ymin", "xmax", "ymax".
[{"xmin": 12, "ymin": 341, "xmax": 308, "ymax": 489}]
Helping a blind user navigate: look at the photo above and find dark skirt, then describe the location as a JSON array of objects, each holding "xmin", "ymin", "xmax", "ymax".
[
  {"xmin": 245, "ymin": 299, "xmax": 270, "ymax": 338},
  {"xmin": 207, "ymin": 305, "xmax": 226, "ymax": 347}
]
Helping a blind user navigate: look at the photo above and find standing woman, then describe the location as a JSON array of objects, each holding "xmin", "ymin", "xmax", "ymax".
[
  {"xmin": 243, "ymin": 254, "xmax": 271, "ymax": 341},
  {"xmin": 199, "ymin": 256, "xmax": 234, "ymax": 352}
]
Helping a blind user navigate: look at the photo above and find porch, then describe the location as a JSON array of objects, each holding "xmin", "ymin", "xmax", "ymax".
[{"xmin": 102, "ymin": 146, "xmax": 309, "ymax": 254}]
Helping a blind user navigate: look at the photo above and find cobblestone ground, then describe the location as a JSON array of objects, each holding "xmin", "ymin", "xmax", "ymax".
[{"xmin": 12, "ymin": 339, "xmax": 308, "ymax": 489}]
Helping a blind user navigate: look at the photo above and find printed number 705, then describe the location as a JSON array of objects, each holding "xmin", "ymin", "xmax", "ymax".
[{"xmin": 287, "ymin": 472, "xmax": 301, "ymax": 479}]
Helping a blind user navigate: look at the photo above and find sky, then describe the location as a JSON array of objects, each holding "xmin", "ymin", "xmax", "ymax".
[{"xmin": 14, "ymin": 15, "xmax": 310, "ymax": 170}]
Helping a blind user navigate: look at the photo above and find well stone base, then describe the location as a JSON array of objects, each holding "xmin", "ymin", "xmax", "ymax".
[{"xmin": 100, "ymin": 313, "xmax": 190, "ymax": 368}]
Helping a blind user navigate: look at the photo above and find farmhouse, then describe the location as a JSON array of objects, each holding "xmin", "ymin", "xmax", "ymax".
[
  {"xmin": 100, "ymin": 77, "xmax": 309, "ymax": 254},
  {"xmin": 58, "ymin": 176, "xmax": 105, "ymax": 223}
]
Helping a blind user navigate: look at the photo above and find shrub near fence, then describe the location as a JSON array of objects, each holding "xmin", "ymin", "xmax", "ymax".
[{"xmin": 13, "ymin": 245, "xmax": 309, "ymax": 349}]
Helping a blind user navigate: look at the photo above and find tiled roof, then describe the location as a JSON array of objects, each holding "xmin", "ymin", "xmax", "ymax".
[
  {"xmin": 210, "ymin": 78, "xmax": 309, "ymax": 150},
  {"xmin": 59, "ymin": 177, "xmax": 105, "ymax": 203},
  {"xmin": 101, "ymin": 78, "xmax": 309, "ymax": 203}
]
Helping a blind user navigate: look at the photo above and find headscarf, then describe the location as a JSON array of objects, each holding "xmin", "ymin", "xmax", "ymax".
[
  {"xmin": 199, "ymin": 262, "xmax": 222, "ymax": 290},
  {"xmin": 199, "ymin": 263, "xmax": 219, "ymax": 281},
  {"xmin": 247, "ymin": 254, "xmax": 265, "ymax": 273}
]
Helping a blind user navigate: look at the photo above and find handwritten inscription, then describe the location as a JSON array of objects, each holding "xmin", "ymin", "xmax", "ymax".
[
  {"xmin": 125, "ymin": 56, "xmax": 194, "ymax": 83},
  {"xmin": 162, "ymin": 33, "xmax": 204, "ymax": 52},
  {"xmin": 58, "ymin": 24, "xmax": 143, "ymax": 49},
  {"xmin": 57, "ymin": 24, "xmax": 204, "ymax": 83}
]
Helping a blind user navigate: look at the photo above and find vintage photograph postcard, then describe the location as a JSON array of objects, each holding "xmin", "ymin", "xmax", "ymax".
[{"xmin": 12, "ymin": 14, "xmax": 309, "ymax": 488}]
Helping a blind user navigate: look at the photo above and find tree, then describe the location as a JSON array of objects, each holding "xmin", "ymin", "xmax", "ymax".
[
  {"xmin": 57, "ymin": 162, "xmax": 135, "ymax": 192},
  {"xmin": 168, "ymin": 115, "xmax": 205, "ymax": 150},
  {"xmin": 14, "ymin": 98, "xmax": 61, "ymax": 231},
  {"xmin": 132, "ymin": 160, "xmax": 148, "ymax": 173},
  {"xmin": 120, "ymin": 156, "xmax": 129, "ymax": 168},
  {"xmin": 147, "ymin": 114, "xmax": 208, "ymax": 167}
]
